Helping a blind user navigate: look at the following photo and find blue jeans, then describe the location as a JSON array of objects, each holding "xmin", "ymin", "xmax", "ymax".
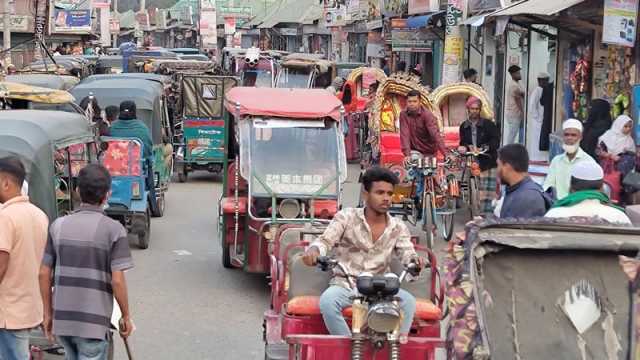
[
  {"xmin": 319, "ymin": 285, "xmax": 416, "ymax": 336},
  {"xmin": 0, "ymin": 329, "xmax": 30, "ymax": 360},
  {"xmin": 57, "ymin": 336, "xmax": 109, "ymax": 360}
]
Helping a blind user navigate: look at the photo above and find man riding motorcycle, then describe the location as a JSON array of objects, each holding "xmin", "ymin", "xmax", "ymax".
[{"xmin": 302, "ymin": 167, "xmax": 424, "ymax": 343}]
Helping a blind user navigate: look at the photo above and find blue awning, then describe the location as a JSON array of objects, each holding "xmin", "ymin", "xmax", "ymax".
[{"xmin": 406, "ymin": 11, "xmax": 445, "ymax": 29}]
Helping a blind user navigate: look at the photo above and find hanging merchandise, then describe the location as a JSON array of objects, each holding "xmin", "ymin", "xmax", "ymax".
[
  {"xmin": 605, "ymin": 46, "xmax": 634, "ymax": 117},
  {"xmin": 569, "ymin": 44, "xmax": 591, "ymax": 120}
]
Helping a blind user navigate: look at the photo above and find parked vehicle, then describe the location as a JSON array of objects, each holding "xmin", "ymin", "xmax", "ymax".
[
  {"xmin": 6, "ymin": 73, "xmax": 80, "ymax": 90},
  {"xmin": 219, "ymin": 87, "xmax": 347, "ymax": 273},
  {"xmin": 275, "ymin": 53, "xmax": 335, "ymax": 89},
  {"xmin": 446, "ymin": 218, "xmax": 640, "ymax": 359},
  {"xmin": 0, "ymin": 81, "xmax": 83, "ymax": 113}
]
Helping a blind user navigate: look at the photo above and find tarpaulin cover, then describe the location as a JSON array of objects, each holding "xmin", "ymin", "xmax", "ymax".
[
  {"xmin": 182, "ymin": 75, "xmax": 237, "ymax": 119},
  {"xmin": 224, "ymin": 87, "xmax": 342, "ymax": 121},
  {"xmin": 445, "ymin": 218, "xmax": 640, "ymax": 359}
]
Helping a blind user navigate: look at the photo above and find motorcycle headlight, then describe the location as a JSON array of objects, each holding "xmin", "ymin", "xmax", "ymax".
[
  {"xmin": 367, "ymin": 302, "xmax": 401, "ymax": 333},
  {"xmin": 278, "ymin": 199, "xmax": 301, "ymax": 219}
]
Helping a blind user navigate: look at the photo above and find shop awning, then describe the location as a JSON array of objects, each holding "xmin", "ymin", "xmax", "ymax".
[
  {"xmin": 486, "ymin": 0, "xmax": 584, "ymax": 17},
  {"xmin": 406, "ymin": 11, "xmax": 445, "ymax": 28},
  {"xmin": 258, "ymin": 0, "xmax": 320, "ymax": 28}
]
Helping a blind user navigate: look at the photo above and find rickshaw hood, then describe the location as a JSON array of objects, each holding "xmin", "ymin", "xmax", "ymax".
[{"xmin": 224, "ymin": 87, "xmax": 342, "ymax": 121}]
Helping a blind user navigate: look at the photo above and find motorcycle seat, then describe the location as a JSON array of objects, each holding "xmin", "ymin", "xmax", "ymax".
[{"xmin": 286, "ymin": 295, "xmax": 441, "ymax": 321}]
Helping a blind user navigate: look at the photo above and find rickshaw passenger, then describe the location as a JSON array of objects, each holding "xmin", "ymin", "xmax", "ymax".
[
  {"xmin": 545, "ymin": 161, "xmax": 631, "ymax": 224},
  {"xmin": 109, "ymin": 101, "xmax": 153, "ymax": 162},
  {"xmin": 302, "ymin": 167, "xmax": 423, "ymax": 343}
]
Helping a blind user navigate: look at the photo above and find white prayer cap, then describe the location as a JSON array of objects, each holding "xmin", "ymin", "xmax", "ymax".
[
  {"xmin": 563, "ymin": 118, "xmax": 583, "ymax": 132},
  {"xmin": 537, "ymin": 72, "xmax": 550, "ymax": 79},
  {"xmin": 571, "ymin": 161, "xmax": 604, "ymax": 181}
]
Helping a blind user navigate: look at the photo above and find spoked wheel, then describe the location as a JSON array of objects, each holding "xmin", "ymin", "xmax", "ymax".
[
  {"xmin": 468, "ymin": 177, "xmax": 481, "ymax": 218},
  {"xmin": 436, "ymin": 197, "xmax": 456, "ymax": 242},
  {"xmin": 422, "ymin": 193, "xmax": 434, "ymax": 249}
]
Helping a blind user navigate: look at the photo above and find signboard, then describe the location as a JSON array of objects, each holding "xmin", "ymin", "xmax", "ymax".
[
  {"xmin": 93, "ymin": 0, "xmax": 111, "ymax": 8},
  {"xmin": 0, "ymin": 16, "xmax": 30, "ymax": 32},
  {"xmin": 391, "ymin": 29, "xmax": 434, "ymax": 52},
  {"xmin": 382, "ymin": 0, "xmax": 408, "ymax": 17},
  {"xmin": 325, "ymin": 6, "xmax": 347, "ymax": 27},
  {"xmin": 366, "ymin": 31, "xmax": 385, "ymax": 57},
  {"xmin": 347, "ymin": 0, "xmax": 368, "ymax": 20},
  {"xmin": 367, "ymin": 0, "xmax": 381, "ymax": 19},
  {"xmin": 279, "ymin": 28, "xmax": 298, "ymax": 36},
  {"xmin": 366, "ymin": 19, "xmax": 383, "ymax": 29},
  {"xmin": 468, "ymin": 0, "xmax": 500, "ymax": 11},
  {"xmin": 219, "ymin": 6, "xmax": 252, "ymax": 18},
  {"xmin": 135, "ymin": 11, "xmax": 150, "ymax": 29},
  {"xmin": 603, "ymin": 0, "xmax": 639, "ymax": 47},
  {"xmin": 54, "ymin": 9, "xmax": 91, "ymax": 32},
  {"xmin": 200, "ymin": 0, "xmax": 217, "ymax": 48},
  {"xmin": 409, "ymin": 0, "xmax": 439, "ymax": 14},
  {"xmin": 224, "ymin": 17, "xmax": 236, "ymax": 35}
]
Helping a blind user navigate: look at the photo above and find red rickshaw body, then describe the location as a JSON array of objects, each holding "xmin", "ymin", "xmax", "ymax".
[
  {"xmin": 219, "ymin": 88, "xmax": 345, "ymax": 274},
  {"xmin": 263, "ymin": 236, "xmax": 445, "ymax": 360}
]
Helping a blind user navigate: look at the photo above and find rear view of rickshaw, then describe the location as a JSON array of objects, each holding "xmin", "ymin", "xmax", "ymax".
[
  {"xmin": 218, "ymin": 87, "xmax": 347, "ymax": 273},
  {"xmin": 173, "ymin": 75, "xmax": 238, "ymax": 181},
  {"xmin": 446, "ymin": 218, "xmax": 640, "ymax": 359},
  {"xmin": 71, "ymin": 76, "xmax": 174, "ymax": 247},
  {"xmin": 430, "ymin": 82, "xmax": 494, "ymax": 218},
  {"xmin": 365, "ymin": 74, "xmax": 458, "ymax": 247},
  {"xmin": 275, "ymin": 53, "xmax": 335, "ymax": 89}
]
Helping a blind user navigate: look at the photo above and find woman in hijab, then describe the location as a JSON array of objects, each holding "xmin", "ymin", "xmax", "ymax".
[
  {"xmin": 582, "ymin": 98, "xmax": 612, "ymax": 159},
  {"xmin": 598, "ymin": 114, "xmax": 636, "ymax": 176}
]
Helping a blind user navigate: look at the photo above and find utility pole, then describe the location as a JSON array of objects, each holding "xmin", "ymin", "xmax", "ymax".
[
  {"xmin": 140, "ymin": 0, "xmax": 145, "ymax": 12},
  {"xmin": 3, "ymin": 0, "xmax": 11, "ymax": 68},
  {"xmin": 113, "ymin": 0, "xmax": 119, "ymax": 47},
  {"xmin": 442, "ymin": 0, "xmax": 467, "ymax": 84}
]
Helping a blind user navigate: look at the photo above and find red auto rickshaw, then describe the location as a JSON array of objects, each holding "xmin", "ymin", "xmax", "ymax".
[{"xmin": 218, "ymin": 87, "xmax": 347, "ymax": 273}]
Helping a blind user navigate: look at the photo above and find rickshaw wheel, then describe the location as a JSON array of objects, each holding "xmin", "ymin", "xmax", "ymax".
[
  {"xmin": 439, "ymin": 199, "xmax": 456, "ymax": 242},
  {"xmin": 137, "ymin": 210, "xmax": 151, "ymax": 249},
  {"xmin": 222, "ymin": 238, "xmax": 233, "ymax": 269},
  {"xmin": 422, "ymin": 193, "xmax": 434, "ymax": 249},
  {"xmin": 469, "ymin": 177, "xmax": 480, "ymax": 218}
]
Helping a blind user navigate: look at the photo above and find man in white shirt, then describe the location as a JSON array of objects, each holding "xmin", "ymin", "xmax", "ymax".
[
  {"xmin": 504, "ymin": 65, "xmax": 525, "ymax": 144},
  {"xmin": 543, "ymin": 119, "xmax": 596, "ymax": 200},
  {"xmin": 545, "ymin": 161, "xmax": 631, "ymax": 224},
  {"xmin": 527, "ymin": 72, "xmax": 550, "ymax": 161}
]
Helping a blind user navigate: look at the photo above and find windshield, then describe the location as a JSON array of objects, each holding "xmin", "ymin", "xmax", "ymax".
[
  {"xmin": 242, "ymin": 70, "xmax": 273, "ymax": 87},
  {"xmin": 276, "ymin": 68, "xmax": 311, "ymax": 88},
  {"xmin": 239, "ymin": 118, "xmax": 346, "ymax": 197}
]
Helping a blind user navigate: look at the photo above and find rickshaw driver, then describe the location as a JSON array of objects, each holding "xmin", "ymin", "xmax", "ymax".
[
  {"xmin": 399, "ymin": 90, "xmax": 449, "ymax": 164},
  {"xmin": 302, "ymin": 167, "xmax": 425, "ymax": 343}
]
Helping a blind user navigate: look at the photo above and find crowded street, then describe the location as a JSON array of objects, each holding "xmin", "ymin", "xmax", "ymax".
[{"xmin": 3, "ymin": 0, "xmax": 640, "ymax": 360}]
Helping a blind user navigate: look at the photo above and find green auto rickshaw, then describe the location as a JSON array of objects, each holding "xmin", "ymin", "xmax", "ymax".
[{"xmin": 71, "ymin": 76, "xmax": 173, "ymax": 216}]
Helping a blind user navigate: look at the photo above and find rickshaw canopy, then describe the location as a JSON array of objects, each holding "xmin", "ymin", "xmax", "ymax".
[
  {"xmin": 0, "ymin": 110, "xmax": 94, "ymax": 220},
  {"xmin": 71, "ymin": 78, "xmax": 166, "ymax": 143},
  {"xmin": 225, "ymin": 87, "xmax": 342, "ymax": 121},
  {"xmin": 6, "ymin": 74, "xmax": 80, "ymax": 91},
  {"xmin": 0, "ymin": 81, "xmax": 76, "ymax": 104}
]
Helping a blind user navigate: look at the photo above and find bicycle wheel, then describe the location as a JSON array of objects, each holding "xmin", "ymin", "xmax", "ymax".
[
  {"xmin": 422, "ymin": 193, "xmax": 434, "ymax": 249},
  {"xmin": 437, "ymin": 197, "xmax": 456, "ymax": 241},
  {"xmin": 469, "ymin": 177, "xmax": 480, "ymax": 218}
]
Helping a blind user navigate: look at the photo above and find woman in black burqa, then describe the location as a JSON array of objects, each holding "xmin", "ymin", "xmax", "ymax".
[{"xmin": 581, "ymin": 98, "xmax": 612, "ymax": 159}]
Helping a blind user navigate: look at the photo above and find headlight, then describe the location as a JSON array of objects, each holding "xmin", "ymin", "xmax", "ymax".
[
  {"xmin": 278, "ymin": 199, "xmax": 301, "ymax": 218},
  {"xmin": 367, "ymin": 302, "xmax": 401, "ymax": 333}
]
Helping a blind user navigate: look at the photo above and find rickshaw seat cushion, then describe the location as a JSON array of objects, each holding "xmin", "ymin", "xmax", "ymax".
[
  {"xmin": 287, "ymin": 296, "xmax": 441, "ymax": 320},
  {"xmin": 222, "ymin": 197, "xmax": 248, "ymax": 215},
  {"xmin": 379, "ymin": 133, "xmax": 404, "ymax": 166},
  {"xmin": 443, "ymin": 126, "xmax": 460, "ymax": 150}
]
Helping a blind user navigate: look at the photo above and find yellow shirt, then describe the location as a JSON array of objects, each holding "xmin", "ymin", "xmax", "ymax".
[{"xmin": 0, "ymin": 196, "xmax": 49, "ymax": 329}]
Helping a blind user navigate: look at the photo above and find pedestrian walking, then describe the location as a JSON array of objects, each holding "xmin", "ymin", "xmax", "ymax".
[
  {"xmin": 527, "ymin": 72, "xmax": 550, "ymax": 161},
  {"xmin": 39, "ymin": 164, "xmax": 134, "ymax": 359},
  {"xmin": 0, "ymin": 156, "xmax": 49, "ymax": 360},
  {"xmin": 504, "ymin": 65, "xmax": 525, "ymax": 144},
  {"xmin": 497, "ymin": 144, "xmax": 551, "ymax": 218}
]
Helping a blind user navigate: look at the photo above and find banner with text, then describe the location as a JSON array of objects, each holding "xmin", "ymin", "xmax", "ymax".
[{"xmin": 603, "ymin": 0, "xmax": 639, "ymax": 47}]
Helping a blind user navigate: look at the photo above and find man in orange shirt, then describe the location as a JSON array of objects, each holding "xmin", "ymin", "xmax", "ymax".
[{"xmin": 0, "ymin": 156, "xmax": 49, "ymax": 360}]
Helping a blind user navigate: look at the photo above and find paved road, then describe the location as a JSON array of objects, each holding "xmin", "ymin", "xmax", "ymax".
[{"xmin": 110, "ymin": 165, "xmax": 466, "ymax": 359}]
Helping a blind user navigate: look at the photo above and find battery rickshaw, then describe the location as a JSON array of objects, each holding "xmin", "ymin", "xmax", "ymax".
[{"xmin": 218, "ymin": 87, "xmax": 347, "ymax": 273}]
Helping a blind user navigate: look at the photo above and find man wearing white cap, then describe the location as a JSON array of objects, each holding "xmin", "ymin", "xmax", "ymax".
[
  {"xmin": 545, "ymin": 161, "xmax": 631, "ymax": 224},
  {"xmin": 543, "ymin": 119, "xmax": 595, "ymax": 200},
  {"xmin": 527, "ymin": 72, "xmax": 550, "ymax": 161}
]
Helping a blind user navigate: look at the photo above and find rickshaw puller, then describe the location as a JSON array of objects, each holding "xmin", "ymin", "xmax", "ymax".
[{"xmin": 302, "ymin": 167, "xmax": 424, "ymax": 343}]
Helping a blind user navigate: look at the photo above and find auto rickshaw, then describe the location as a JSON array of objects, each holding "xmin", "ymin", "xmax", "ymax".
[
  {"xmin": 173, "ymin": 75, "xmax": 238, "ymax": 181},
  {"xmin": 6, "ymin": 73, "xmax": 80, "ymax": 91},
  {"xmin": 339, "ymin": 67, "xmax": 388, "ymax": 162},
  {"xmin": 22, "ymin": 55, "xmax": 94, "ymax": 78},
  {"xmin": 446, "ymin": 218, "xmax": 640, "ymax": 359},
  {"xmin": 71, "ymin": 77, "xmax": 173, "ymax": 246},
  {"xmin": 275, "ymin": 53, "xmax": 335, "ymax": 89},
  {"xmin": 219, "ymin": 87, "xmax": 347, "ymax": 273},
  {"xmin": 263, "ymin": 236, "xmax": 445, "ymax": 360},
  {"xmin": 430, "ymin": 82, "xmax": 495, "ymax": 218},
  {"xmin": 0, "ymin": 81, "xmax": 83, "ymax": 113}
]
